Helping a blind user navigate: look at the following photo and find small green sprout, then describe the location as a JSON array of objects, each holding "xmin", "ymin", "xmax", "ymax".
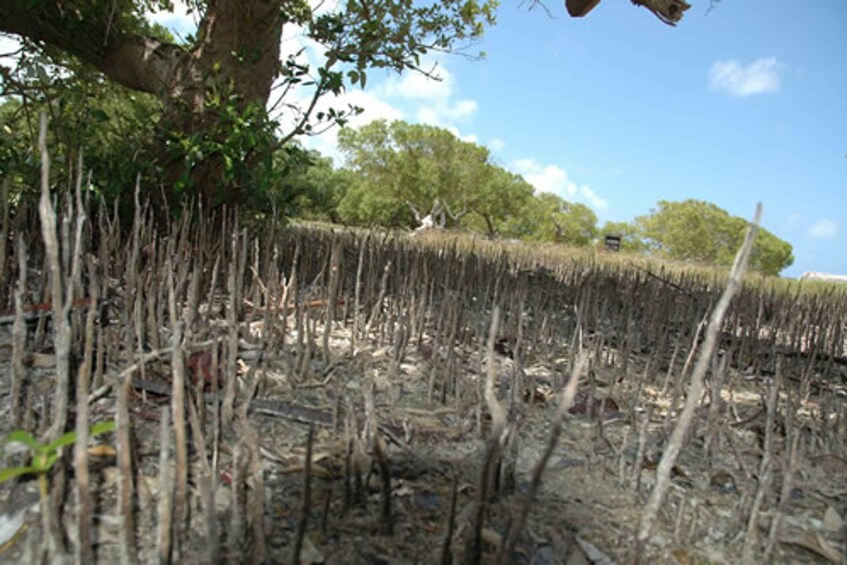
[{"xmin": 1, "ymin": 421, "xmax": 117, "ymax": 501}]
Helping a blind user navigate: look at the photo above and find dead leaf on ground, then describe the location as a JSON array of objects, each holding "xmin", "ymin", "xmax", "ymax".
[
  {"xmin": 822, "ymin": 506, "xmax": 844, "ymax": 532},
  {"xmin": 88, "ymin": 444, "xmax": 117, "ymax": 457},
  {"xmin": 781, "ymin": 530, "xmax": 843, "ymax": 563}
]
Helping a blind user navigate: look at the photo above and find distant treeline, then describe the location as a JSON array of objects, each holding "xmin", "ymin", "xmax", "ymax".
[{"xmin": 0, "ymin": 93, "xmax": 793, "ymax": 276}]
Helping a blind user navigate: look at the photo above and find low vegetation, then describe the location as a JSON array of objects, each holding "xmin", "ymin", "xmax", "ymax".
[{"xmin": 0, "ymin": 132, "xmax": 844, "ymax": 562}]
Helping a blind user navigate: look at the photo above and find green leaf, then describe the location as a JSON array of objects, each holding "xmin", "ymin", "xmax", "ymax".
[
  {"xmin": 5, "ymin": 431, "xmax": 39, "ymax": 451},
  {"xmin": 89, "ymin": 421, "xmax": 117, "ymax": 437},
  {"xmin": 0, "ymin": 466, "xmax": 37, "ymax": 483},
  {"xmin": 35, "ymin": 64, "xmax": 49, "ymax": 84},
  {"xmin": 45, "ymin": 453, "xmax": 60, "ymax": 470},
  {"xmin": 46, "ymin": 429, "xmax": 79, "ymax": 453}
]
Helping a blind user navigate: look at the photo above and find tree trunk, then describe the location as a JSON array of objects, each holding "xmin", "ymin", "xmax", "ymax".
[
  {"xmin": 0, "ymin": 0, "xmax": 283, "ymax": 212},
  {"xmin": 483, "ymin": 215, "xmax": 497, "ymax": 239},
  {"xmin": 155, "ymin": 0, "xmax": 283, "ymax": 212}
]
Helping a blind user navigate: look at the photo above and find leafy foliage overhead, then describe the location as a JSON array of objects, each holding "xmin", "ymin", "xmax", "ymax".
[
  {"xmin": 0, "ymin": 75, "xmax": 160, "ymax": 207},
  {"xmin": 0, "ymin": 0, "xmax": 497, "ymax": 210}
]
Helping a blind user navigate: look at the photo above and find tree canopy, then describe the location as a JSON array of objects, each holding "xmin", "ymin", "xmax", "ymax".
[
  {"xmin": 634, "ymin": 199, "xmax": 794, "ymax": 276},
  {"xmin": 334, "ymin": 119, "xmax": 601, "ymax": 244},
  {"xmin": 338, "ymin": 119, "xmax": 503, "ymax": 230},
  {"xmin": 0, "ymin": 0, "xmax": 496, "ymax": 211}
]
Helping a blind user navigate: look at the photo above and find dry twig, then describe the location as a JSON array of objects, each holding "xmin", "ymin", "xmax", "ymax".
[{"xmin": 636, "ymin": 203, "xmax": 762, "ymax": 557}]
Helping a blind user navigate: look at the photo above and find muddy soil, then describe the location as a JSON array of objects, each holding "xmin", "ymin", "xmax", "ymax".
[{"xmin": 2, "ymin": 313, "xmax": 845, "ymax": 564}]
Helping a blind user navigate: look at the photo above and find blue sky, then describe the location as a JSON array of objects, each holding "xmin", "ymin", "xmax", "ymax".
[
  {"xmin": 470, "ymin": 0, "xmax": 846, "ymax": 279},
  {"xmin": 292, "ymin": 0, "xmax": 846, "ymax": 278},
  {"xmin": 2, "ymin": 0, "xmax": 844, "ymax": 277}
]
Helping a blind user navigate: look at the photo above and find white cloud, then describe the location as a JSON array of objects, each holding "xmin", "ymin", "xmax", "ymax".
[
  {"xmin": 442, "ymin": 99, "xmax": 478, "ymax": 120},
  {"xmin": 272, "ymin": 22, "xmax": 403, "ymax": 166},
  {"xmin": 510, "ymin": 158, "xmax": 607, "ymax": 210},
  {"xmin": 415, "ymin": 107, "xmax": 440, "ymax": 125},
  {"xmin": 488, "ymin": 138, "xmax": 505, "ymax": 152},
  {"xmin": 708, "ymin": 57, "xmax": 785, "ymax": 97},
  {"xmin": 338, "ymin": 90, "xmax": 404, "ymax": 128},
  {"xmin": 279, "ymin": 32, "xmax": 315, "ymax": 65},
  {"xmin": 579, "ymin": 186, "xmax": 608, "ymax": 210},
  {"xmin": 385, "ymin": 67, "xmax": 452, "ymax": 100},
  {"xmin": 296, "ymin": 57, "xmax": 483, "ymax": 163},
  {"xmin": 806, "ymin": 219, "xmax": 838, "ymax": 239},
  {"xmin": 416, "ymin": 99, "xmax": 477, "ymax": 125},
  {"xmin": 382, "ymin": 62, "xmax": 478, "ymax": 126},
  {"xmin": 513, "ymin": 159, "xmax": 572, "ymax": 195}
]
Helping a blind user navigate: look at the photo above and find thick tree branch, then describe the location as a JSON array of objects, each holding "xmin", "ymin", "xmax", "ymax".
[
  {"xmin": 98, "ymin": 36, "xmax": 185, "ymax": 96},
  {"xmin": 0, "ymin": 1, "xmax": 184, "ymax": 97}
]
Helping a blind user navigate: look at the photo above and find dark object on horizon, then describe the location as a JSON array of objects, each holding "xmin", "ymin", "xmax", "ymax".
[{"xmin": 604, "ymin": 234, "xmax": 622, "ymax": 252}]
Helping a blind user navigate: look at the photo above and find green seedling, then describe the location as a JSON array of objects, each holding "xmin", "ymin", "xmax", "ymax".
[{"xmin": 1, "ymin": 421, "xmax": 117, "ymax": 502}]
